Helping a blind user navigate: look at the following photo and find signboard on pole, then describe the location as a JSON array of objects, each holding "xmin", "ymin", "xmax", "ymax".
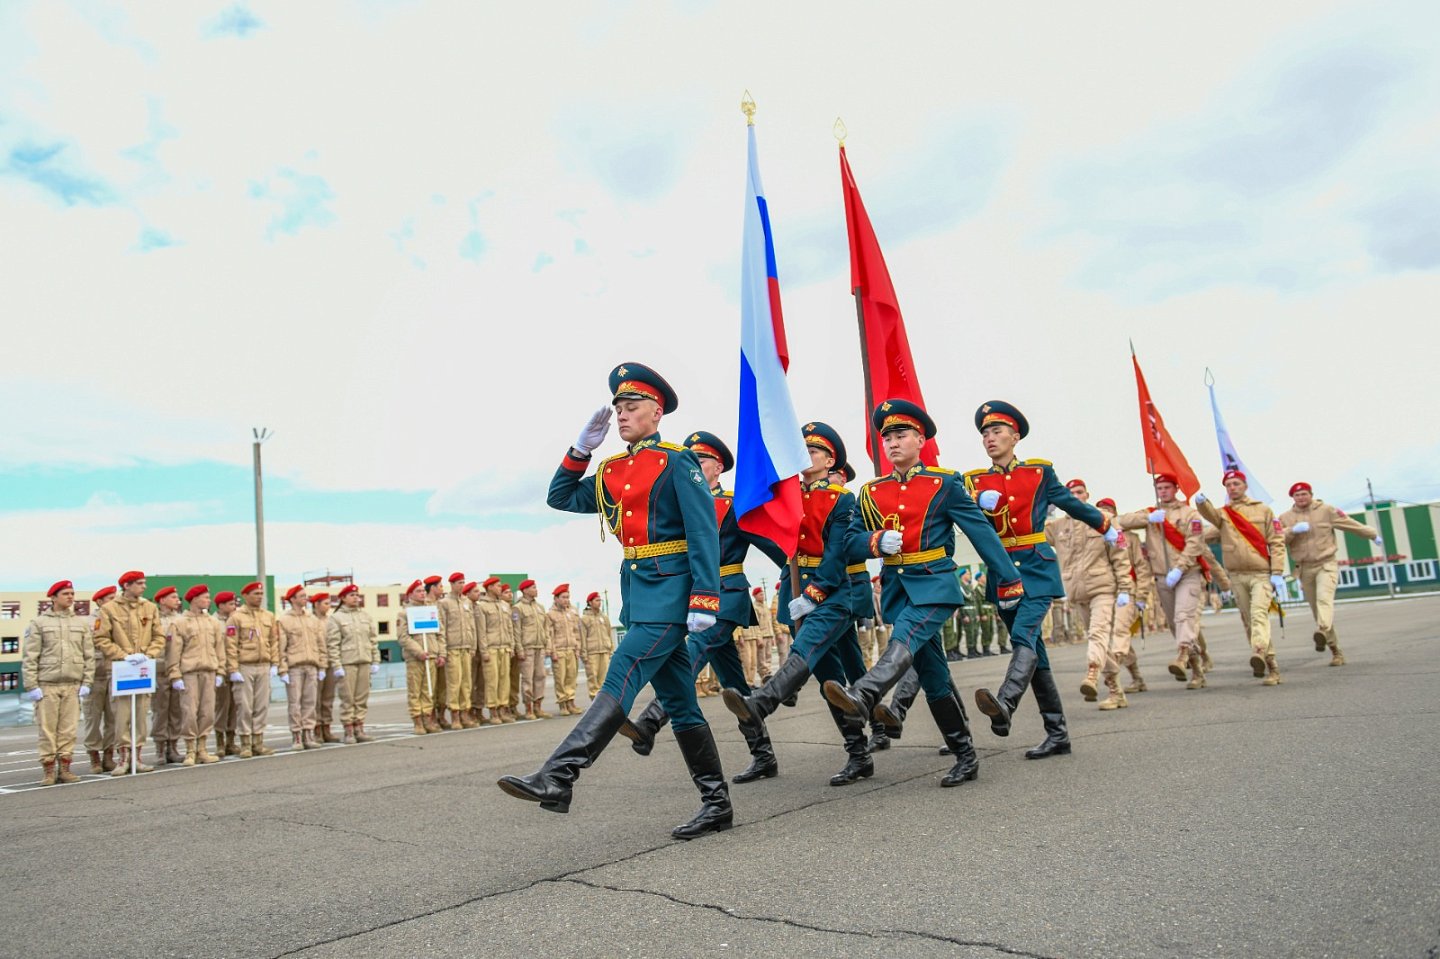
[
  {"xmin": 111, "ymin": 658, "xmax": 157, "ymax": 697},
  {"xmin": 405, "ymin": 605, "xmax": 440, "ymax": 634}
]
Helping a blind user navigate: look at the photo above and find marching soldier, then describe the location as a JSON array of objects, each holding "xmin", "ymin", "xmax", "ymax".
[
  {"xmin": 547, "ymin": 585, "xmax": 583, "ymax": 715},
  {"xmin": 438, "ymin": 572, "xmax": 479, "ymax": 728},
  {"xmin": 83, "ymin": 585, "xmax": 118, "ymax": 773},
  {"xmin": 1096, "ymin": 497, "xmax": 1151, "ymax": 695},
  {"xmin": 94, "ymin": 571, "xmax": 166, "ymax": 774},
  {"xmin": 151, "ymin": 585, "xmax": 185, "ymax": 764},
  {"xmin": 580, "ymin": 591, "xmax": 614, "ymax": 706},
  {"xmin": 1280, "ymin": 481, "xmax": 1380, "ymax": 666},
  {"xmin": 23, "ymin": 581, "xmax": 95, "ymax": 785},
  {"xmin": 277, "ymin": 585, "xmax": 326, "ymax": 749},
  {"xmin": 500, "ymin": 362, "xmax": 731, "ymax": 839},
  {"xmin": 475, "ymin": 578, "xmax": 514, "ymax": 724},
  {"xmin": 398, "ymin": 579, "xmax": 444, "ymax": 734},
  {"xmin": 515, "ymin": 579, "xmax": 552, "ymax": 719},
  {"xmin": 227, "ymin": 582, "xmax": 279, "ymax": 759},
  {"xmin": 311, "ymin": 592, "xmax": 339, "ymax": 742},
  {"xmin": 1196, "ymin": 471, "xmax": 1289, "ymax": 685},
  {"xmin": 211, "ymin": 591, "xmax": 241, "ymax": 757},
  {"xmin": 327, "ymin": 584, "xmax": 380, "ymax": 742},
  {"xmin": 168, "ymin": 585, "xmax": 225, "ymax": 765}
]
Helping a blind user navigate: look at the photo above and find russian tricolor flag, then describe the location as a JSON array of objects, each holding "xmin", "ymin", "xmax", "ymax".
[{"xmin": 735, "ymin": 124, "xmax": 807, "ymax": 555}]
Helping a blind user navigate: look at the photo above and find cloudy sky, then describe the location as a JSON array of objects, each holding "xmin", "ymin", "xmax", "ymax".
[{"xmin": 3, "ymin": 1, "xmax": 1438, "ymax": 595}]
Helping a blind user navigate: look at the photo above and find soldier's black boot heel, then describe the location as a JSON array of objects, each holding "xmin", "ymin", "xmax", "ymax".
[
  {"xmin": 1023, "ymin": 668, "xmax": 1071, "ymax": 759},
  {"xmin": 827, "ymin": 705, "xmax": 874, "ymax": 786},
  {"xmin": 732, "ymin": 715, "xmax": 778, "ymax": 784},
  {"xmin": 929, "ymin": 689, "xmax": 979, "ymax": 785},
  {"xmin": 822, "ymin": 640, "xmax": 913, "ymax": 729},
  {"xmin": 672, "ymin": 724, "xmax": 733, "ymax": 839},
  {"xmin": 618, "ymin": 698, "xmax": 668, "ymax": 757},
  {"xmin": 872, "ymin": 666, "xmax": 921, "ymax": 740},
  {"xmin": 975, "ymin": 645, "xmax": 1039, "ymax": 737},
  {"xmin": 497, "ymin": 692, "xmax": 625, "ymax": 813},
  {"xmin": 722, "ymin": 653, "xmax": 809, "ymax": 726}
]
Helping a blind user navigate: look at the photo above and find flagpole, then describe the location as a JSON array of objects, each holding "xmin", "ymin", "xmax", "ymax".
[{"xmin": 837, "ymin": 120, "xmax": 885, "ymax": 476}]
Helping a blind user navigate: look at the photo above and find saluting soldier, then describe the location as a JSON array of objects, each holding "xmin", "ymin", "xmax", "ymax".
[
  {"xmin": 500, "ymin": 362, "xmax": 731, "ymax": 839},
  {"xmin": 475, "ymin": 578, "xmax": 514, "ymax": 724},
  {"xmin": 311, "ymin": 592, "xmax": 340, "ymax": 742},
  {"xmin": 23, "ymin": 581, "xmax": 95, "ymax": 785},
  {"xmin": 83, "ymin": 585, "xmax": 118, "ymax": 773},
  {"xmin": 397, "ymin": 579, "xmax": 444, "ymax": 734},
  {"xmin": 151, "ymin": 585, "xmax": 185, "ymax": 764},
  {"xmin": 93, "ymin": 570, "xmax": 166, "ymax": 774},
  {"xmin": 226, "ymin": 581, "xmax": 279, "ymax": 759},
  {"xmin": 1196, "ymin": 471, "xmax": 1289, "ymax": 685},
  {"xmin": 438, "ymin": 572, "xmax": 478, "ymax": 728},
  {"xmin": 1280, "ymin": 481, "xmax": 1380, "ymax": 666},
  {"xmin": 547, "ymin": 585, "xmax": 583, "ymax": 715},
  {"xmin": 277, "ymin": 585, "xmax": 326, "ymax": 749},
  {"xmin": 168, "ymin": 585, "xmax": 225, "ymax": 765},
  {"xmin": 515, "ymin": 579, "xmax": 552, "ymax": 720},
  {"xmin": 579, "ymin": 592, "xmax": 614, "ymax": 706},
  {"xmin": 327, "ymin": 584, "xmax": 381, "ymax": 742},
  {"xmin": 211, "ymin": 591, "xmax": 241, "ymax": 757}
]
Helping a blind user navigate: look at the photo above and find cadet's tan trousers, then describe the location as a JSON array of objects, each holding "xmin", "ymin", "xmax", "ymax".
[
  {"xmin": 584, "ymin": 651, "xmax": 610, "ymax": 700},
  {"xmin": 35, "ymin": 682, "xmax": 80, "ymax": 764},
  {"xmin": 406, "ymin": 659, "xmax": 437, "ymax": 716},
  {"xmin": 552, "ymin": 650, "xmax": 577, "ymax": 704},
  {"xmin": 151, "ymin": 680, "xmax": 182, "ymax": 744},
  {"xmin": 507, "ymin": 651, "xmax": 522, "ymax": 708},
  {"xmin": 179, "ymin": 670, "xmax": 217, "ymax": 739},
  {"xmin": 432, "ymin": 656, "xmax": 448, "ymax": 714},
  {"xmin": 774, "ymin": 625, "xmax": 792, "ymax": 663},
  {"xmin": 520, "ymin": 649, "xmax": 548, "ymax": 709},
  {"xmin": 1232, "ymin": 571, "xmax": 1276, "ymax": 655},
  {"xmin": 285, "ymin": 665, "xmax": 319, "ymax": 733},
  {"xmin": 1112, "ymin": 598, "xmax": 1138, "ymax": 662},
  {"xmin": 338, "ymin": 666, "xmax": 372, "ymax": 723},
  {"xmin": 317, "ymin": 669, "xmax": 341, "ymax": 728},
  {"xmin": 737, "ymin": 632, "xmax": 758, "ymax": 687},
  {"xmin": 235, "ymin": 664, "xmax": 271, "ymax": 735},
  {"xmin": 214, "ymin": 676, "xmax": 236, "ymax": 734},
  {"xmin": 1298, "ymin": 561, "xmax": 1339, "ymax": 644},
  {"xmin": 1074, "ymin": 594, "xmax": 1121, "ymax": 676},
  {"xmin": 1158, "ymin": 568, "xmax": 1204, "ymax": 654},
  {"xmin": 445, "ymin": 649, "xmax": 473, "ymax": 713},
  {"xmin": 116, "ymin": 690, "xmax": 150, "ymax": 746},
  {"xmin": 484, "ymin": 648, "xmax": 512, "ymax": 709},
  {"xmin": 83, "ymin": 668, "xmax": 116, "ymax": 751}
]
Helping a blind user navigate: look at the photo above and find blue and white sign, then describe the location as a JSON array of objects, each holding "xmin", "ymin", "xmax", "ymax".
[
  {"xmin": 406, "ymin": 605, "xmax": 440, "ymax": 634},
  {"xmin": 111, "ymin": 658, "xmax": 158, "ymax": 697}
]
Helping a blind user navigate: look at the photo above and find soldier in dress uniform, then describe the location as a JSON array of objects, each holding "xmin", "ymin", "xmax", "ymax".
[
  {"xmin": 22, "ymin": 581, "xmax": 94, "ymax": 785},
  {"xmin": 475, "ymin": 578, "xmax": 514, "ymax": 724},
  {"xmin": 277, "ymin": 585, "xmax": 326, "ymax": 750},
  {"xmin": 397, "ymin": 579, "xmax": 444, "ymax": 734},
  {"xmin": 580, "ymin": 592, "xmax": 613, "ymax": 706},
  {"xmin": 515, "ymin": 579, "xmax": 552, "ymax": 720},
  {"xmin": 439, "ymin": 572, "xmax": 479, "ymax": 728},
  {"xmin": 94, "ymin": 571, "xmax": 166, "ymax": 774},
  {"xmin": 151, "ymin": 585, "xmax": 185, "ymax": 764},
  {"xmin": 1195, "ymin": 471, "xmax": 1289, "ymax": 685},
  {"xmin": 327, "ymin": 584, "xmax": 380, "ymax": 742},
  {"xmin": 962, "ymin": 401, "xmax": 1116, "ymax": 759},
  {"xmin": 226, "ymin": 581, "xmax": 280, "ymax": 759},
  {"xmin": 83, "ymin": 585, "xmax": 118, "ymax": 773},
  {"xmin": 1280, "ymin": 481, "xmax": 1380, "ymax": 666},
  {"xmin": 312, "ymin": 592, "xmax": 340, "ymax": 742},
  {"xmin": 500, "ymin": 363, "xmax": 731, "ymax": 839},
  {"xmin": 211, "ymin": 591, "xmax": 240, "ymax": 757},
  {"xmin": 168, "ymin": 585, "xmax": 225, "ymax": 765},
  {"xmin": 547, "ymin": 585, "xmax": 583, "ymax": 716}
]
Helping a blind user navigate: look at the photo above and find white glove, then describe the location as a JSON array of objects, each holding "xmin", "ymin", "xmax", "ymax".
[
  {"xmin": 1374, "ymin": 536, "xmax": 1384, "ymax": 549},
  {"xmin": 78, "ymin": 685, "xmax": 91, "ymax": 698},
  {"xmin": 1221, "ymin": 590, "xmax": 1234, "ymax": 603},
  {"xmin": 125, "ymin": 653, "xmax": 147, "ymax": 665},
  {"xmin": 215, "ymin": 675, "xmax": 224, "ymax": 688},
  {"xmin": 1116, "ymin": 592, "xmax": 1130, "ymax": 608},
  {"xmin": 370, "ymin": 664, "xmax": 380, "ymax": 675},
  {"xmin": 229, "ymin": 671, "xmax": 244, "ymax": 683},
  {"xmin": 333, "ymin": 667, "xmax": 345, "ymax": 678},
  {"xmin": 1269, "ymin": 575, "xmax": 1286, "ymax": 594},
  {"xmin": 270, "ymin": 665, "xmax": 279, "ymax": 677},
  {"xmin": 279, "ymin": 673, "xmax": 290, "ymax": 686},
  {"xmin": 998, "ymin": 595, "xmax": 1020, "ymax": 611},
  {"xmin": 977, "ymin": 489, "xmax": 1001, "ymax": 511},
  {"xmin": 1103, "ymin": 527, "xmax": 1120, "ymax": 545},
  {"xmin": 172, "ymin": 679, "xmax": 185, "ymax": 691},
  {"xmin": 1193, "ymin": 492, "xmax": 1207, "ymax": 505},
  {"xmin": 25, "ymin": 688, "xmax": 43, "ymax": 702},
  {"xmin": 1136, "ymin": 600, "xmax": 1146, "ymax": 611},
  {"xmin": 573, "ymin": 406, "xmax": 613, "ymax": 455},
  {"xmin": 878, "ymin": 530, "xmax": 903, "ymax": 555},
  {"xmin": 1148, "ymin": 509, "xmax": 1166, "ymax": 523},
  {"xmin": 317, "ymin": 670, "xmax": 326, "ymax": 681},
  {"xmin": 1291, "ymin": 521, "xmax": 1310, "ymax": 534},
  {"xmin": 1165, "ymin": 567, "xmax": 1183, "ymax": 588},
  {"xmin": 686, "ymin": 611, "xmax": 716, "ymax": 633},
  {"xmin": 788, "ymin": 596, "xmax": 817, "ymax": 620}
]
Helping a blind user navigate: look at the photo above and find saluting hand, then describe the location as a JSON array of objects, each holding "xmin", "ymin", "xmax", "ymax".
[
  {"xmin": 1148, "ymin": 509, "xmax": 1167, "ymax": 523},
  {"xmin": 574, "ymin": 406, "xmax": 613, "ymax": 455}
]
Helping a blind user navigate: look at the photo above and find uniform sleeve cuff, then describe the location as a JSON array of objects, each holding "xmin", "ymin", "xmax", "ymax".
[
  {"xmin": 688, "ymin": 593, "xmax": 720, "ymax": 612},
  {"xmin": 1096, "ymin": 515, "xmax": 1111, "ymax": 534},
  {"xmin": 803, "ymin": 585, "xmax": 828, "ymax": 604},
  {"xmin": 868, "ymin": 531, "xmax": 884, "ymax": 558},
  {"xmin": 561, "ymin": 450, "xmax": 591, "ymax": 472},
  {"xmin": 997, "ymin": 580, "xmax": 1024, "ymax": 600}
]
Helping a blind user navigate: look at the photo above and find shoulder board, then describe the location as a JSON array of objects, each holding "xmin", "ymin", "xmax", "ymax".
[
  {"xmin": 1022, "ymin": 458, "xmax": 1053, "ymax": 467},
  {"xmin": 656, "ymin": 441, "xmax": 686, "ymax": 452},
  {"xmin": 719, "ymin": 489, "xmax": 734, "ymax": 498},
  {"xmin": 926, "ymin": 466, "xmax": 957, "ymax": 476},
  {"xmin": 826, "ymin": 483, "xmax": 848, "ymax": 493},
  {"xmin": 962, "ymin": 468, "xmax": 988, "ymax": 479}
]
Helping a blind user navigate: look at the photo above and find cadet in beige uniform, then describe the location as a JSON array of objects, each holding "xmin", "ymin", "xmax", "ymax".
[
  {"xmin": 1196, "ymin": 470, "xmax": 1289, "ymax": 685},
  {"xmin": 474, "ymin": 578, "xmax": 511, "ymax": 724},
  {"xmin": 770, "ymin": 585, "xmax": 791, "ymax": 663},
  {"xmin": 547, "ymin": 584, "xmax": 583, "ymax": 715},
  {"xmin": 419, "ymin": 576, "xmax": 450, "ymax": 727},
  {"xmin": 327, "ymin": 584, "xmax": 380, "ymax": 742},
  {"xmin": 398, "ymin": 580, "xmax": 445, "ymax": 734},
  {"xmin": 94, "ymin": 570, "xmax": 167, "ymax": 774},
  {"xmin": 23, "ymin": 580, "xmax": 95, "ymax": 785},
  {"xmin": 465, "ymin": 582, "xmax": 487, "ymax": 724},
  {"xmin": 502, "ymin": 584, "xmax": 522, "ymax": 715},
  {"xmin": 311, "ymin": 593, "xmax": 340, "ymax": 742},
  {"xmin": 226, "ymin": 581, "xmax": 280, "ymax": 758},
  {"xmin": 278, "ymin": 585, "xmax": 327, "ymax": 749},
  {"xmin": 580, "ymin": 592, "xmax": 614, "ymax": 705},
  {"xmin": 1097, "ymin": 498, "xmax": 1152, "ymax": 693},
  {"xmin": 168, "ymin": 585, "xmax": 225, "ymax": 766},
  {"xmin": 516, "ymin": 579, "xmax": 552, "ymax": 719},
  {"xmin": 747, "ymin": 588, "xmax": 775, "ymax": 678},
  {"xmin": 83, "ymin": 585, "xmax": 118, "ymax": 773},
  {"xmin": 438, "ymin": 572, "xmax": 478, "ymax": 728},
  {"xmin": 1118, "ymin": 474, "xmax": 1210, "ymax": 690},
  {"xmin": 151, "ymin": 586, "xmax": 185, "ymax": 764},
  {"xmin": 1280, "ymin": 481, "xmax": 1380, "ymax": 666},
  {"xmin": 211, "ymin": 591, "xmax": 241, "ymax": 756}
]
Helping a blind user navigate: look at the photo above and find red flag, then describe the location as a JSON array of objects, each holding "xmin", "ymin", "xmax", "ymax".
[
  {"xmin": 841, "ymin": 146, "xmax": 938, "ymax": 470},
  {"xmin": 1131, "ymin": 346, "xmax": 1200, "ymax": 497}
]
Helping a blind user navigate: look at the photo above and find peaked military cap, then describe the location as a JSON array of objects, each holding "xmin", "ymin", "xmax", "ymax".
[
  {"xmin": 975, "ymin": 400, "xmax": 1029, "ymax": 439},
  {"xmin": 802, "ymin": 421, "xmax": 847, "ymax": 468},
  {"xmin": 684, "ymin": 430, "xmax": 734, "ymax": 473},
  {"xmin": 873, "ymin": 398, "xmax": 936, "ymax": 439},
  {"xmin": 609, "ymin": 362, "xmax": 678, "ymax": 413}
]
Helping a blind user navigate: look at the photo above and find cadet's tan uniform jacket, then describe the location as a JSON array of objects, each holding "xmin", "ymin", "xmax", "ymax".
[
  {"xmin": 278, "ymin": 609, "xmax": 327, "ymax": 672},
  {"xmin": 751, "ymin": 598, "xmax": 774, "ymax": 638},
  {"xmin": 515, "ymin": 597, "xmax": 551, "ymax": 652},
  {"xmin": 475, "ymin": 597, "xmax": 513, "ymax": 651},
  {"xmin": 1121, "ymin": 527, "xmax": 1154, "ymax": 597},
  {"xmin": 168, "ymin": 609, "xmax": 225, "ymax": 680},
  {"xmin": 226, "ymin": 607, "xmax": 280, "ymax": 673},
  {"xmin": 1051, "ymin": 515, "xmax": 1133, "ymax": 602},
  {"xmin": 327, "ymin": 607, "xmax": 379, "ymax": 666},
  {"xmin": 580, "ymin": 608, "xmax": 614, "ymax": 656},
  {"xmin": 94, "ymin": 595, "xmax": 167, "ymax": 662},
  {"xmin": 547, "ymin": 605, "xmax": 583, "ymax": 653},
  {"xmin": 397, "ymin": 602, "xmax": 446, "ymax": 661},
  {"xmin": 1118, "ymin": 502, "xmax": 1207, "ymax": 577},
  {"xmin": 438, "ymin": 596, "xmax": 477, "ymax": 652},
  {"xmin": 1198, "ymin": 496, "xmax": 1287, "ymax": 575},
  {"xmin": 1280, "ymin": 500, "xmax": 1377, "ymax": 565},
  {"xmin": 23, "ymin": 609, "xmax": 96, "ymax": 688}
]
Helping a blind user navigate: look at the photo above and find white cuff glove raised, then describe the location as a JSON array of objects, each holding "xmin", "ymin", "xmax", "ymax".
[
  {"xmin": 1291, "ymin": 521, "xmax": 1310, "ymax": 533},
  {"xmin": 1148, "ymin": 509, "xmax": 1166, "ymax": 523},
  {"xmin": 686, "ymin": 611, "xmax": 716, "ymax": 634},
  {"xmin": 977, "ymin": 489, "xmax": 1002, "ymax": 511},
  {"xmin": 573, "ymin": 406, "xmax": 613, "ymax": 456},
  {"xmin": 1374, "ymin": 536, "xmax": 1385, "ymax": 549},
  {"xmin": 877, "ymin": 530, "xmax": 903, "ymax": 555},
  {"xmin": 1193, "ymin": 492, "xmax": 1208, "ymax": 505},
  {"xmin": 1165, "ymin": 567, "xmax": 1183, "ymax": 588},
  {"xmin": 788, "ymin": 596, "xmax": 817, "ymax": 620}
]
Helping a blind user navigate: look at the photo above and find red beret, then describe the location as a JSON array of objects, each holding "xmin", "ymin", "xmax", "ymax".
[
  {"xmin": 482, "ymin": 576, "xmax": 501, "ymax": 588},
  {"xmin": 154, "ymin": 586, "xmax": 177, "ymax": 602},
  {"xmin": 464, "ymin": 582, "xmax": 479, "ymax": 595},
  {"xmin": 423, "ymin": 575, "xmax": 442, "ymax": 587},
  {"xmin": 214, "ymin": 591, "xmax": 236, "ymax": 604},
  {"xmin": 283, "ymin": 584, "xmax": 305, "ymax": 602},
  {"xmin": 240, "ymin": 581, "xmax": 263, "ymax": 595},
  {"xmin": 337, "ymin": 584, "xmax": 359, "ymax": 598},
  {"xmin": 501, "ymin": 583, "xmax": 513, "ymax": 593},
  {"xmin": 92, "ymin": 585, "xmax": 117, "ymax": 602},
  {"xmin": 119, "ymin": 570, "xmax": 145, "ymax": 586},
  {"xmin": 448, "ymin": 572, "xmax": 466, "ymax": 583},
  {"xmin": 752, "ymin": 587, "xmax": 763, "ymax": 597},
  {"xmin": 871, "ymin": 575, "xmax": 880, "ymax": 583},
  {"xmin": 405, "ymin": 579, "xmax": 423, "ymax": 596},
  {"xmin": 47, "ymin": 580, "xmax": 73, "ymax": 597},
  {"xmin": 184, "ymin": 584, "xmax": 209, "ymax": 603},
  {"xmin": 586, "ymin": 592, "xmax": 600, "ymax": 603},
  {"xmin": 1152, "ymin": 473, "xmax": 1179, "ymax": 487},
  {"xmin": 552, "ymin": 583, "xmax": 569, "ymax": 597},
  {"xmin": 1065, "ymin": 478, "xmax": 1086, "ymax": 489},
  {"xmin": 1288, "ymin": 482, "xmax": 1311, "ymax": 497},
  {"xmin": 1095, "ymin": 497, "xmax": 1117, "ymax": 512},
  {"xmin": 1223, "ymin": 469, "xmax": 1246, "ymax": 484},
  {"xmin": 519, "ymin": 579, "xmax": 536, "ymax": 591},
  {"xmin": 309, "ymin": 592, "xmax": 330, "ymax": 604}
]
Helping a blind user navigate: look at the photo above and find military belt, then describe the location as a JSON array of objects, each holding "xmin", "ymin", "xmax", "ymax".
[
  {"xmin": 622, "ymin": 540, "xmax": 688, "ymax": 560},
  {"xmin": 794, "ymin": 555, "xmax": 824, "ymax": 568},
  {"xmin": 1000, "ymin": 532, "xmax": 1048, "ymax": 551},
  {"xmin": 719, "ymin": 563, "xmax": 745, "ymax": 577},
  {"xmin": 845, "ymin": 562, "xmax": 868, "ymax": 575},
  {"xmin": 883, "ymin": 546, "xmax": 948, "ymax": 566}
]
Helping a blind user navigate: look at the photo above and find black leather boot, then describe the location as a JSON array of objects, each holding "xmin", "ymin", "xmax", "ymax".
[
  {"xmin": 928, "ymin": 690, "xmax": 979, "ymax": 786},
  {"xmin": 672, "ymin": 724, "xmax": 734, "ymax": 839},
  {"xmin": 618, "ymin": 699, "xmax": 669, "ymax": 757},
  {"xmin": 872, "ymin": 666, "xmax": 921, "ymax": 740},
  {"xmin": 827, "ymin": 705, "xmax": 874, "ymax": 786},
  {"xmin": 731, "ymin": 715, "xmax": 779, "ymax": 784},
  {"xmin": 822, "ymin": 641, "xmax": 913, "ymax": 728},
  {"xmin": 1023, "ymin": 668, "xmax": 1072, "ymax": 759},
  {"xmin": 722, "ymin": 653, "xmax": 809, "ymax": 726},
  {"xmin": 497, "ymin": 692, "xmax": 626, "ymax": 813},
  {"xmin": 974, "ymin": 645, "xmax": 1039, "ymax": 737},
  {"xmin": 867, "ymin": 721, "xmax": 891, "ymax": 751}
]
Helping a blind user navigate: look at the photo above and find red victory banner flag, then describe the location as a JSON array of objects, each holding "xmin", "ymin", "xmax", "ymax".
[{"xmin": 1131, "ymin": 342, "xmax": 1200, "ymax": 498}]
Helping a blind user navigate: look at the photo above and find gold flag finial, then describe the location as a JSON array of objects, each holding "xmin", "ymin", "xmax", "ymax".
[
  {"xmin": 741, "ymin": 90, "xmax": 756, "ymax": 126},
  {"xmin": 833, "ymin": 117, "xmax": 847, "ymax": 146}
]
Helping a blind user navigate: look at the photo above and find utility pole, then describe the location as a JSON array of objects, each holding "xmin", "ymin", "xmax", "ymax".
[
  {"xmin": 253, "ymin": 429, "xmax": 273, "ymax": 601},
  {"xmin": 1367, "ymin": 477, "xmax": 1396, "ymax": 600}
]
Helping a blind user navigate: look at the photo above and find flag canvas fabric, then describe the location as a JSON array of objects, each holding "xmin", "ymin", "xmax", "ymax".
[
  {"xmin": 1208, "ymin": 382, "xmax": 1273, "ymax": 504},
  {"xmin": 1132, "ymin": 349, "xmax": 1201, "ymax": 498}
]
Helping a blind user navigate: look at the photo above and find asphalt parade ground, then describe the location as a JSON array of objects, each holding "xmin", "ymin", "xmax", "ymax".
[{"xmin": 2, "ymin": 597, "xmax": 1437, "ymax": 959}]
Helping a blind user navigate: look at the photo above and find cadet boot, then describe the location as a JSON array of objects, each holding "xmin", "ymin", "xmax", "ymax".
[
  {"xmin": 827, "ymin": 705, "xmax": 874, "ymax": 786},
  {"xmin": 88, "ymin": 749, "xmax": 103, "ymax": 773},
  {"xmin": 291, "ymin": 733, "xmax": 304, "ymax": 750},
  {"xmin": 319, "ymin": 725, "xmax": 337, "ymax": 743},
  {"xmin": 355, "ymin": 723, "xmax": 373, "ymax": 742},
  {"xmin": 929, "ymin": 690, "xmax": 979, "ymax": 787},
  {"xmin": 253, "ymin": 734, "xmax": 275, "ymax": 757},
  {"xmin": 343, "ymin": 723, "xmax": 357, "ymax": 744},
  {"xmin": 238, "ymin": 736, "xmax": 254, "ymax": 758},
  {"xmin": 1263, "ymin": 654, "xmax": 1282, "ymax": 686},
  {"xmin": 975, "ymin": 645, "xmax": 1039, "ymax": 738},
  {"xmin": 1328, "ymin": 641, "xmax": 1345, "ymax": 666},
  {"xmin": 497, "ymin": 691, "xmax": 626, "ymax": 814},
  {"xmin": 1186, "ymin": 651, "xmax": 1207, "ymax": 690},
  {"xmin": 1168, "ymin": 650, "xmax": 1188, "ymax": 682},
  {"xmin": 459, "ymin": 712, "xmax": 479, "ymax": 729},
  {"xmin": 1023, "ymin": 669, "xmax": 1072, "ymax": 760},
  {"xmin": 618, "ymin": 699, "xmax": 668, "ymax": 757},
  {"xmin": 672, "ymin": 723, "xmax": 734, "ymax": 839},
  {"xmin": 501, "ymin": 707, "xmax": 517, "ymax": 724},
  {"xmin": 1097, "ymin": 674, "xmax": 1128, "ymax": 711},
  {"xmin": 182, "ymin": 739, "xmax": 197, "ymax": 766},
  {"xmin": 57, "ymin": 757, "xmax": 80, "ymax": 784},
  {"xmin": 40, "ymin": 761, "xmax": 57, "ymax": 786},
  {"xmin": 1313, "ymin": 629, "xmax": 1328, "ymax": 652},
  {"xmin": 168, "ymin": 739, "xmax": 185, "ymax": 764},
  {"xmin": 225, "ymin": 731, "xmax": 240, "ymax": 756},
  {"xmin": 422, "ymin": 714, "xmax": 440, "ymax": 733},
  {"xmin": 412, "ymin": 716, "xmax": 427, "ymax": 735},
  {"xmin": 196, "ymin": 739, "xmax": 218, "ymax": 764},
  {"xmin": 1201, "ymin": 650, "xmax": 1214, "ymax": 672},
  {"xmin": 873, "ymin": 666, "xmax": 922, "ymax": 740},
  {"xmin": 731, "ymin": 714, "xmax": 779, "ymax": 784},
  {"xmin": 823, "ymin": 640, "xmax": 915, "ymax": 729},
  {"xmin": 722, "ymin": 653, "xmax": 810, "ymax": 727},
  {"xmin": 1123, "ymin": 653, "xmax": 1147, "ymax": 693},
  {"xmin": 1080, "ymin": 663, "xmax": 1100, "ymax": 702},
  {"xmin": 530, "ymin": 701, "xmax": 551, "ymax": 720},
  {"xmin": 437, "ymin": 708, "xmax": 454, "ymax": 729},
  {"xmin": 102, "ymin": 747, "xmax": 117, "ymax": 771},
  {"xmin": 303, "ymin": 730, "xmax": 320, "ymax": 750},
  {"xmin": 215, "ymin": 730, "xmax": 225, "ymax": 755},
  {"xmin": 133, "ymin": 746, "xmax": 156, "ymax": 772},
  {"xmin": 111, "ymin": 748, "xmax": 131, "ymax": 776},
  {"xmin": 1249, "ymin": 646, "xmax": 1267, "ymax": 678}
]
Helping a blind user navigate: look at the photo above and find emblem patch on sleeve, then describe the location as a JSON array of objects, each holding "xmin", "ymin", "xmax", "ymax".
[
  {"xmin": 1191, "ymin": 520, "xmax": 1202, "ymax": 533},
  {"xmin": 226, "ymin": 625, "xmax": 237, "ymax": 636},
  {"xmin": 691, "ymin": 468, "xmax": 705, "ymax": 486}
]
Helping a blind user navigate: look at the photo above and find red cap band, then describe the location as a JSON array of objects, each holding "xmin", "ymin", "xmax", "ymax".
[
  {"xmin": 1223, "ymin": 469, "xmax": 1246, "ymax": 484},
  {"xmin": 552, "ymin": 583, "xmax": 569, "ymax": 597},
  {"xmin": 448, "ymin": 572, "xmax": 466, "ymax": 583},
  {"xmin": 482, "ymin": 577, "xmax": 501, "ymax": 588}
]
